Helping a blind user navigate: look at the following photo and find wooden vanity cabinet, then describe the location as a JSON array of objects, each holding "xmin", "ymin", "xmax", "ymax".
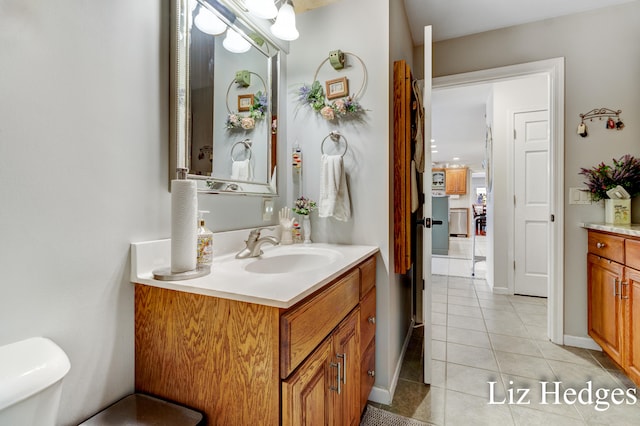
[
  {"xmin": 587, "ymin": 230, "xmax": 640, "ymax": 385},
  {"xmin": 135, "ymin": 255, "xmax": 376, "ymax": 426},
  {"xmin": 445, "ymin": 168, "xmax": 467, "ymax": 195},
  {"xmin": 587, "ymin": 252, "xmax": 624, "ymax": 365}
]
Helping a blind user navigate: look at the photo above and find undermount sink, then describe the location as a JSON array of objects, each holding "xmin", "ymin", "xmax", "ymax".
[{"xmin": 244, "ymin": 247, "xmax": 341, "ymax": 274}]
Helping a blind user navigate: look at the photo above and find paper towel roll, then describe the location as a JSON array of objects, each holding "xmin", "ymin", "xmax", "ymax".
[{"xmin": 171, "ymin": 179, "xmax": 198, "ymax": 273}]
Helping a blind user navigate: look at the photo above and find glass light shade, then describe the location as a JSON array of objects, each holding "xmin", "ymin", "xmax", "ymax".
[
  {"xmin": 245, "ymin": 0, "xmax": 278, "ymax": 20},
  {"xmin": 194, "ymin": 7, "xmax": 227, "ymax": 35},
  {"xmin": 270, "ymin": 3, "xmax": 299, "ymax": 41},
  {"xmin": 223, "ymin": 29, "xmax": 252, "ymax": 53}
]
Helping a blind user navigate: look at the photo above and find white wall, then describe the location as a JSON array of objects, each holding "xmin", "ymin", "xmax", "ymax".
[
  {"xmin": 285, "ymin": 0, "xmax": 412, "ymax": 403},
  {"xmin": 0, "ymin": 1, "xmax": 282, "ymax": 424},
  {"xmin": 430, "ymin": 1, "xmax": 640, "ymax": 337}
]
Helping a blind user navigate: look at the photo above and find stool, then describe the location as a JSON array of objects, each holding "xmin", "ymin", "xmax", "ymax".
[{"xmin": 79, "ymin": 393, "xmax": 203, "ymax": 425}]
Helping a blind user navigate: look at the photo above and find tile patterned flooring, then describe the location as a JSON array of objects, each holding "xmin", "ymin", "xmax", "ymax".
[{"xmin": 370, "ymin": 263, "xmax": 640, "ymax": 424}]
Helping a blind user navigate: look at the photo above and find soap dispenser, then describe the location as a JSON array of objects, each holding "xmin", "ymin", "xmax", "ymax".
[{"xmin": 197, "ymin": 210, "xmax": 213, "ymax": 268}]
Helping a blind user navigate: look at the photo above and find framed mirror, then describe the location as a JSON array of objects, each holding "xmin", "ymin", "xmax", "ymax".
[{"xmin": 170, "ymin": 0, "xmax": 281, "ymax": 195}]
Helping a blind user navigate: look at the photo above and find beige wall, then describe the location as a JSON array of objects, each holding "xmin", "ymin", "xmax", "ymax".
[{"xmin": 419, "ymin": 1, "xmax": 640, "ymax": 338}]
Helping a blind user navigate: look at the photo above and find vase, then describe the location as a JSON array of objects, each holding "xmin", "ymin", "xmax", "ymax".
[
  {"xmin": 302, "ymin": 216, "xmax": 312, "ymax": 244},
  {"xmin": 605, "ymin": 199, "xmax": 631, "ymax": 225}
]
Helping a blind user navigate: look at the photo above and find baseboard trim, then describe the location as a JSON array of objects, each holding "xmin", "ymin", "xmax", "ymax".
[
  {"xmin": 564, "ymin": 334, "xmax": 601, "ymax": 351},
  {"xmin": 367, "ymin": 319, "xmax": 416, "ymax": 405},
  {"xmin": 492, "ymin": 287, "xmax": 510, "ymax": 295}
]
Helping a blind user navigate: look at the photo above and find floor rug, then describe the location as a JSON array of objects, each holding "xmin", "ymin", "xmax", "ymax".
[{"xmin": 360, "ymin": 405, "xmax": 433, "ymax": 426}]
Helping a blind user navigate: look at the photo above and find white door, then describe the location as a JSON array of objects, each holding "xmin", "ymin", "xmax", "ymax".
[
  {"xmin": 422, "ymin": 26, "xmax": 433, "ymax": 384},
  {"xmin": 513, "ymin": 110, "xmax": 549, "ymax": 297}
]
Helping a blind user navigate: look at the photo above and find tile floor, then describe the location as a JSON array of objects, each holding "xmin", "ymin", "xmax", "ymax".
[
  {"xmin": 432, "ymin": 236, "xmax": 486, "ymax": 279},
  {"xmin": 370, "ymin": 271, "xmax": 640, "ymax": 424}
]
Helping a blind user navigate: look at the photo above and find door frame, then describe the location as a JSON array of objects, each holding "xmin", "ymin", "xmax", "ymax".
[{"xmin": 432, "ymin": 58, "xmax": 565, "ymax": 345}]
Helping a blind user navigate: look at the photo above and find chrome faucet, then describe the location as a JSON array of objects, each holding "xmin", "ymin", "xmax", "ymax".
[{"xmin": 235, "ymin": 227, "xmax": 280, "ymax": 259}]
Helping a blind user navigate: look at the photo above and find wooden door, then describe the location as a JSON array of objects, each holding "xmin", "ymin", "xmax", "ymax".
[
  {"xmin": 587, "ymin": 254, "xmax": 624, "ymax": 365},
  {"xmin": 282, "ymin": 339, "xmax": 333, "ymax": 426},
  {"xmin": 332, "ymin": 309, "xmax": 360, "ymax": 426},
  {"xmin": 624, "ymin": 267, "xmax": 640, "ymax": 383},
  {"xmin": 393, "ymin": 59, "xmax": 414, "ymax": 274}
]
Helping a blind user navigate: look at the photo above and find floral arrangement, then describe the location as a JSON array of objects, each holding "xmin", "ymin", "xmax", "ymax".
[
  {"xmin": 297, "ymin": 81, "xmax": 365, "ymax": 121},
  {"xmin": 579, "ymin": 154, "xmax": 640, "ymax": 201},
  {"xmin": 226, "ymin": 91, "xmax": 267, "ymax": 130},
  {"xmin": 293, "ymin": 196, "xmax": 317, "ymax": 216}
]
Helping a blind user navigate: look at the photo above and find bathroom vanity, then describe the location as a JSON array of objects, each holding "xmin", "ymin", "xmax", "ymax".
[
  {"xmin": 583, "ymin": 223, "xmax": 640, "ymax": 387},
  {"xmin": 132, "ymin": 241, "xmax": 378, "ymax": 425}
]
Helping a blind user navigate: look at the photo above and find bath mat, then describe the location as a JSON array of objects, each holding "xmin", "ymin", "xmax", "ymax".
[{"xmin": 360, "ymin": 405, "xmax": 434, "ymax": 426}]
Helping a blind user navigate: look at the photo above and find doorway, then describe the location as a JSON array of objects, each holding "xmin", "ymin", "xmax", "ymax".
[{"xmin": 431, "ymin": 58, "xmax": 564, "ymax": 345}]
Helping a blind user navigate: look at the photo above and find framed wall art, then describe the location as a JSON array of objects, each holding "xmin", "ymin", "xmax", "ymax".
[{"xmin": 325, "ymin": 77, "xmax": 348, "ymax": 100}]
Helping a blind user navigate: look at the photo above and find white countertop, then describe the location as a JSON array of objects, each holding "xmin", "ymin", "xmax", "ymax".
[
  {"xmin": 581, "ymin": 222, "xmax": 640, "ymax": 237},
  {"xmin": 131, "ymin": 239, "xmax": 378, "ymax": 309}
]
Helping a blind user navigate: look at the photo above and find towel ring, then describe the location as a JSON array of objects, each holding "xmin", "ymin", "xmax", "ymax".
[
  {"xmin": 321, "ymin": 131, "xmax": 348, "ymax": 157},
  {"xmin": 231, "ymin": 139, "xmax": 252, "ymax": 161}
]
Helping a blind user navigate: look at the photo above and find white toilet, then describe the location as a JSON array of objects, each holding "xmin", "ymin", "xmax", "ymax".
[{"xmin": 0, "ymin": 337, "xmax": 71, "ymax": 426}]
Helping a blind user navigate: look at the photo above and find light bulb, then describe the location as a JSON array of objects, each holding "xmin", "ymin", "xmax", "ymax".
[
  {"xmin": 245, "ymin": 0, "xmax": 278, "ymax": 20},
  {"xmin": 194, "ymin": 7, "xmax": 227, "ymax": 35},
  {"xmin": 223, "ymin": 29, "xmax": 251, "ymax": 53},
  {"xmin": 270, "ymin": 2, "xmax": 299, "ymax": 41}
]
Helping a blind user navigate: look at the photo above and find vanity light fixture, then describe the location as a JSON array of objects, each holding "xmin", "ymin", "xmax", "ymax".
[
  {"xmin": 270, "ymin": 0, "xmax": 299, "ymax": 41},
  {"xmin": 194, "ymin": 6, "xmax": 227, "ymax": 35},
  {"xmin": 223, "ymin": 28, "xmax": 252, "ymax": 53},
  {"xmin": 245, "ymin": 0, "xmax": 278, "ymax": 19}
]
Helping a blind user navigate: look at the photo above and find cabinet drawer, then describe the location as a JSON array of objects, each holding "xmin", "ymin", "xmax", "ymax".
[
  {"xmin": 359, "ymin": 256, "xmax": 376, "ymax": 296},
  {"xmin": 588, "ymin": 231, "xmax": 624, "ymax": 263},
  {"xmin": 360, "ymin": 339, "xmax": 375, "ymax": 411},
  {"xmin": 280, "ymin": 269, "xmax": 360, "ymax": 378},
  {"xmin": 626, "ymin": 239, "xmax": 640, "ymax": 271},
  {"xmin": 360, "ymin": 287, "xmax": 376, "ymax": 351}
]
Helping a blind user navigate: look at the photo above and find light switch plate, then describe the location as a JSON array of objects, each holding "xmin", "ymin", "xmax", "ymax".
[
  {"xmin": 569, "ymin": 187, "xmax": 593, "ymax": 205},
  {"xmin": 262, "ymin": 198, "xmax": 274, "ymax": 221}
]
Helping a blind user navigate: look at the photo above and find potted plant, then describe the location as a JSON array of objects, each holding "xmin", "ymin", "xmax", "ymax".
[{"xmin": 579, "ymin": 154, "xmax": 640, "ymax": 224}]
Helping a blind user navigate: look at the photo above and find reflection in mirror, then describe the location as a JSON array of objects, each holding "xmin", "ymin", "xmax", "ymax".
[{"xmin": 171, "ymin": 0, "xmax": 280, "ymax": 195}]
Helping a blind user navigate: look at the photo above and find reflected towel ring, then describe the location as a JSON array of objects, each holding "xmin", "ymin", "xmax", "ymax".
[
  {"xmin": 231, "ymin": 139, "xmax": 253, "ymax": 161},
  {"xmin": 321, "ymin": 131, "xmax": 348, "ymax": 157}
]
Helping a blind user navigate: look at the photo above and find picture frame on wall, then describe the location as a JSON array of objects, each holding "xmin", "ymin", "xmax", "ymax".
[
  {"xmin": 325, "ymin": 77, "xmax": 349, "ymax": 100},
  {"xmin": 238, "ymin": 94, "xmax": 254, "ymax": 112}
]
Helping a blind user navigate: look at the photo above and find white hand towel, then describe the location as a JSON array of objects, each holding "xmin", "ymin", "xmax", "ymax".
[
  {"xmin": 318, "ymin": 154, "xmax": 351, "ymax": 221},
  {"xmin": 231, "ymin": 159, "xmax": 252, "ymax": 181}
]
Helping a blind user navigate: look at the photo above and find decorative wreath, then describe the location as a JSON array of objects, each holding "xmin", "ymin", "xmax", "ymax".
[
  {"xmin": 226, "ymin": 91, "xmax": 267, "ymax": 130},
  {"xmin": 225, "ymin": 72, "xmax": 267, "ymax": 131},
  {"xmin": 297, "ymin": 52, "xmax": 368, "ymax": 121}
]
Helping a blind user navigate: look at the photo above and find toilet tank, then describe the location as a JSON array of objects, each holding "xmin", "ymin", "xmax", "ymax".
[{"xmin": 0, "ymin": 337, "xmax": 71, "ymax": 426}]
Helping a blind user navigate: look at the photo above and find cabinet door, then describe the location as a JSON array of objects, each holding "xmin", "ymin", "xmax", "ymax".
[
  {"xmin": 282, "ymin": 338, "xmax": 333, "ymax": 426},
  {"xmin": 445, "ymin": 168, "xmax": 467, "ymax": 195},
  {"xmin": 332, "ymin": 309, "xmax": 361, "ymax": 426},
  {"xmin": 624, "ymin": 267, "xmax": 640, "ymax": 383},
  {"xmin": 588, "ymin": 254, "xmax": 624, "ymax": 365}
]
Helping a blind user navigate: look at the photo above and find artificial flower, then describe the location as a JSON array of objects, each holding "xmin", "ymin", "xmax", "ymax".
[
  {"xmin": 241, "ymin": 117, "xmax": 255, "ymax": 129},
  {"xmin": 320, "ymin": 106, "xmax": 335, "ymax": 120},
  {"xmin": 579, "ymin": 154, "xmax": 640, "ymax": 201}
]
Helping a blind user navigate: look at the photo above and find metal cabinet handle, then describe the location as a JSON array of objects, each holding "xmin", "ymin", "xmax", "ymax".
[
  {"xmin": 622, "ymin": 280, "xmax": 630, "ymax": 300},
  {"xmin": 337, "ymin": 353, "xmax": 346, "ymax": 385},
  {"xmin": 330, "ymin": 361, "xmax": 341, "ymax": 394},
  {"xmin": 614, "ymin": 278, "xmax": 619, "ymax": 297},
  {"xmin": 596, "ymin": 242, "xmax": 606, "ymax": 249},
  {"xmin": 367, "ymin": 370, "xmax": 375, "ymax": 377},
  {"xmin": 368, "ymin": 316, "xmax": 376, "ymax": 324}
]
